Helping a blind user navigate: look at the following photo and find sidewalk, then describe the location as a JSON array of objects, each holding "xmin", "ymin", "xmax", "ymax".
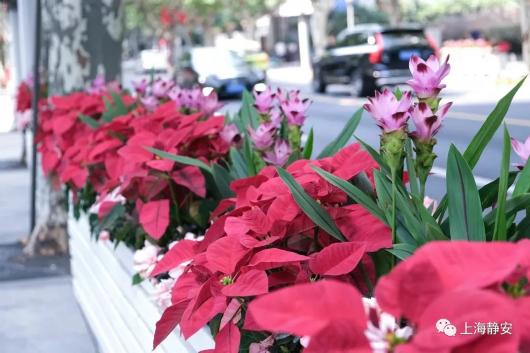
[{"xmin": 0, "ymin": 131, "xmax": 98, "ymax": 353}]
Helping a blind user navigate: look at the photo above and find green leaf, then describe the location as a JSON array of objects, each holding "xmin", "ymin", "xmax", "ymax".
[
  {"xmin": 479, "ymin": 171, "xmax": 519, "ymax": 209},
  {"xmin": 280, "ymin": 116, "xmax": 289, "ymax": 140},
  {"xmin": 484, "ymin": 194, "xmax": 530, "ymax": 227},
  {"xmin": 212, "ymin": 163, "xmax": 236, "ymax": 199},
  {"xmin": 493, "ymin": 124, "xmax": 511, "ymax": 241},
  {"xmin": 100, "ymin": 203, "xmax": 125, "ymax": 231},
  {"xmin": 285, "ymin": 149, "xmax": 302, "ymax": 167},
  {"xmin": 79, "ymin": 114, "xmax": 101, "ymax": 129},
  {"xmin": 355, "ymin": 135, "xmax": 391, "ymax": 175},
  {"xmin": 132, "ymin": 273, "xmax": 143, "ymax": 285},
  {"xmin": 232, "ymin": 113, "xmax": 244, "ymax": 133},
  {"xmin": 405, "ymin": 138, "xmax": 419, "ymax": 196},
  {"xmin": 302, "ymin": 127, "xmax": 314, "ymax": 159},
  {"xmin": 244, "ymin": 137, "xmax": 256, "ymax": 177},
  {"xmin": 513, "ymin": 158, "xmax": 530, "ymax": 197},
  {"xmin": 352, "ymin": 172, "xmax": 376, "ymax": 201},
  {"xmin": 109, "ymin": 90, "xmax": 128, "ymax": 116},
  {"xmin": 426, "ymin": 222, "xmax": 449, "ymax": 241},
  {"xmin": 464, "ymin": 77, "xmax": 526, "ymax": 170},
  {"xmin": 446, "ymin": 144, "xmax": 486, "ymax": 241},
  {"xmin": 515, "ymin": 213, "xmax": 530, "ymax": 240},
  {"xmin": 410, "ymin": 194, "xmax": 446, "ymax": 237},
  {"xmin": 310, "ymin": 165, "xmax": 387, "ymax": 225},
  {"xmin": 317, "ymin": 107, "xmax": 363, "ymax": 158},
  {"xmin": 434, "ymin": 77, "xmax": 527, "ymax": 219},
  {"xmin": 224, "ymin": 112, "xmax": 232, "ymax": 126},
  {"xmin": 230, "ymin": 147, "xmax": 248, "ymax": 179},
  {"xmin": 394, "ymin": 87, "xmax": 403, "ymax": 100},
  {"xmin": 385, "ymin": 244, "xmax": 416, "ymax": 260},
  {"xmin": 107, "ymin": 131, "xmax": 126, "ymax": 142},
  {"xmin": 145, "ymin": 147, "xmax": 212, "ymax": 173},
  {"xmin": 241, "ymin": 89, "xmax": 259, "ymax": 129},
  {"xmin": 276, "ymin": 167, "xmax": 347, "ymax": 242},
  {"xmin": 370, "ymin": 250, "xmax": 394, "ymax": 278}
]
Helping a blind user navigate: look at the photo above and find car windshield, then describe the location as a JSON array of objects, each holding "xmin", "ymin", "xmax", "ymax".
[
  {"xmin": 381, "ymin": 30, "xmax": 429, "ymax": 48},
  {"xmin": 192, "ymin": 48, "xmax": 245, "ymax": 71}
]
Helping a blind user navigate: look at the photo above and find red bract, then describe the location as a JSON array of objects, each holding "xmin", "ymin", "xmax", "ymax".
[
  {"xmin": 374, "ymin": 240, "xmax": 526, "ymax": 323},
  {"xmin": 139, "ymin": 200, "xmax": 170, "ymax": 239},
  {"xmin": 246, "ymin": 280, "xmax": 371, "ymax": 353}
]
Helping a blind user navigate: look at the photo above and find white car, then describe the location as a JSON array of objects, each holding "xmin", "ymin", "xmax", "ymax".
[{"xmin": 136, "ymin": 49, "xmax": 168, "ymax": 73}]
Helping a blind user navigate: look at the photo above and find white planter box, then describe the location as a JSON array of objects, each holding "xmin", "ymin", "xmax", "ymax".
[{"xmin": 68, "ymin": 212, "xmax": 215, "ymax": 353}]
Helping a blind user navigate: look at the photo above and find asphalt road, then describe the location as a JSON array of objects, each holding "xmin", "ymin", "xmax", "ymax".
[{"xmin": 124, "ymin": 69, "xmax": 530, "ymax": 202}]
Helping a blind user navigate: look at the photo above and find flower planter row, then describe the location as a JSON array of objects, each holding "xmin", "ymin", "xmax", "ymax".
[{"xmin": 68, "ymin": 211, "xmax": 214, "ymax": 353}]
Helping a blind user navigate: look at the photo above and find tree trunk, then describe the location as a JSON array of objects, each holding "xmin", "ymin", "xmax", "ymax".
[
  {"xmin": 310, "ymin": 0, "xmax": 334, "ymax": 60},
  {"xmin": 376, "ymin": 0, "xmax": 403, "ymax": 26},
  {"xmin": 24, "ymin": 0, "xmax": 123, "ymax": 256}
]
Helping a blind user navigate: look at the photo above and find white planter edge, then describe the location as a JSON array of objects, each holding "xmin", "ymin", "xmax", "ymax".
[{"xmin": 68, "ymin": 212, "xmax": 215, "ymax": 353}]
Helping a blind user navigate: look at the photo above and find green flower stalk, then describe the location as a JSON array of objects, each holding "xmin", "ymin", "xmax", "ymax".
[
  {"xmin": 364, "ymin": 89, "xmax": 414, "ymax": 243},
  {"xmin": 288, "ymin": 124, "xmax": 303, "ymax": 151},
  {"xmin": 409, "ymin": 102, "xmax": 453, "ymax": 199}
]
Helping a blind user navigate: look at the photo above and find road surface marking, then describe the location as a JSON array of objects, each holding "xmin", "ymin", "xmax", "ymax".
[
  {"xmin": 308, "ymin": 94, "xmax": 530, "ymax": 128},
  {"xmin": 430, "ymin": 166, "xmax": 515, "ymax": 194}
]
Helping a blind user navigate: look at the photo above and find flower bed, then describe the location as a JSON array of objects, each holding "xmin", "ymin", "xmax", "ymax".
[
  {"xmin": 68, "ymin": 211, "xmax": 214, "ymax": 353},
  {"xmin": 30, "ymin": 55, "xmax": 530, "ymax": 353}
]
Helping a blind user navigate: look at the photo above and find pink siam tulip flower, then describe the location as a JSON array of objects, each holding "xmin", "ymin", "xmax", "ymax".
[
  {"xmin": 263, "ymin": 139, "xmax": 291, "ymax": 166},
  {"xmin": 87, "ymin": 75, "xmax": 107, "ymax": 94},
  {"xmin": 408, "ymin": 101, "xmax": 452, "ymax": 141},
  {"xmin": 247, "ymin": 124, "xmax": 276, "ymax": 150},
  {"xmin": 253, "ymin": 86, "xmax": 276, "ymax": 114},
  {"xmin": 407, "ymin": 55, "xmax": 451, "ymax": 99},
  {"xmin": 511, "ymin": 136, "xmax": 530, "ymax": 169},
  {"xmin": 269, "ymin": 108, "xmax": 283, "ymax": 127},
  {"xmin": 281, "ymin": 97, "xmax": 312, "ymax": 126},
  {"xmin": 277, "ymin": 88, "xmax": 299, "ymax": 105},
  {"xmin": 220, "ymin": 123, "xmax": 241, "ymax": 146},
  {"xmin": 199, "ymin": 91, "xmax": 226, "ymax": 117},
  {"xmin": 249, "ymin": 335, "xmax": 274, "ymax": 353},
  {"xmin": 364, "ymin": 89, "xmax": 413, "ymax": 133},
  {"xmin": 107, "ymin": 81, "xmax": 123, "ymax": 93},
  {"xmin": 167, "ymin": 85, "xmax": 182, "ymax": 102},
  {"xmin": 151, "ymin": 78, "xmax": 174, "ymax": 98},
  {"xmin": 140, "ymin": 96, "xmax": 159, "ymax": 111},
  {"xmin": 133, "ymin": 79, "xmax": 149, "ymax": 95},
  {"xmin": 187, "ymin": 88, "xmax": 204, "ymax": 111}
]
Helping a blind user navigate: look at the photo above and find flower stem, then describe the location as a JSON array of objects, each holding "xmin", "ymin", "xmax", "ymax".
[
  {"xmin": 313, "ymin": 227, "xmax": 319, "ymax": 253},
  {"xmin": 391, "ymin": 167, "xmax": 397, "ymax": 244},
  {"xmin": 358, "ymin": 261, "xmax": 374, "ymax": 296},
  {"xmin": 420, "ymin": 180, "xmax": 426, "ymax": 202},
  {"xmin": 168, "ymin": 180, "xmax": 181, "ymax": 224}
]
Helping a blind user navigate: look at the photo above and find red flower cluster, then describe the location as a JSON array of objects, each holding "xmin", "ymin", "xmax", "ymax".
[
  {"xmin": 247, "ymin": 240, "xmax": 530, "ymax": 353},
  {"xmin": 37, "ymin": 89, "xmax": 230, "ymax": 240},
  {"xmin": 15, "ymin": 82, "xmax": 32, "ymax": 113},
  {"xmin": 150, "ymin": 143, "xmax": 393, "ymax": 350}
]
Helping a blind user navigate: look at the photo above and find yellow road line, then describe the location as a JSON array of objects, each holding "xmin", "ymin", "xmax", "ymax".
[{"xmin": 308, "ymin": 95, "xmax": 530, "ymax": 127}]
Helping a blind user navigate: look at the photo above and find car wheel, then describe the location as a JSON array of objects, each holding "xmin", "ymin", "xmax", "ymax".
[
  {"xmin": 350, "ymin": 69, "xmax": 368, "ymax": 98},
  {"xmin": 312, "ymin": 70, "xmax": 327, "ymax": 94}
]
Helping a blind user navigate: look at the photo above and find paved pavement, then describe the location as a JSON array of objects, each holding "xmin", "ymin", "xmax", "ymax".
[{"xmin": 0, "ymin": 132, "xmax": 98, "ymax": 353}]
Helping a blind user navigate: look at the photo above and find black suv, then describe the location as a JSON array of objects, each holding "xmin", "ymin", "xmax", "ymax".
[{"xmin": 312, "ymin": 24, "xmax": 438, "ymax": 97}]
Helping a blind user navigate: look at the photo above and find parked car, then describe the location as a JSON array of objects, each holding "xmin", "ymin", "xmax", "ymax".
[
  {"xmin": 174, "ymin": 47, "xmax": 266, "ymax": 97},
  {"xmin": 312, "ymin": 24, "xmax": 439, "ymax": 97},
  {"xmin": 136, "ymin": 49, "xmax": 169, "ymax": 74}
]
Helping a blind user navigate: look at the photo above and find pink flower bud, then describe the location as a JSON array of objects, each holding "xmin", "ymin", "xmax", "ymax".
[
  {"xmin": 364, "ymin": 89, "xmax": 413, "ymax": 133},
  {"xmin": 263, "ymin": 139, "xmax": 291, "ymax": 166},
  {"xmin": 409, "ymin": 102, "xmax": 452, "ymax": 141},
  {"xmin": 133, "ymin": 79, "xmax": 149, "ymax": 95},
  {"xmin": 99, "ymin": 230, "xmax": 110, "ymax": 241},
  {"xmin": 141, "ymin": 96, "xmax": 159, "ymax": 111},
  {"xmin": 511, "ymin": 136, "xmax": 530, "ymax": 170},
  {"xmin": 253, "ymin": 86, "xmax": 276, "ymax": 114},
  {"xmin": 247, "ymin": 124, "xmax": 276, "ymax": 150},
  {"xmin": 407, "ymin": 55, "xmax": 451, "ymax": 99},
  {"xmin": 281, "ymin": 98, "xmax": 312, "ymax": 126}
]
